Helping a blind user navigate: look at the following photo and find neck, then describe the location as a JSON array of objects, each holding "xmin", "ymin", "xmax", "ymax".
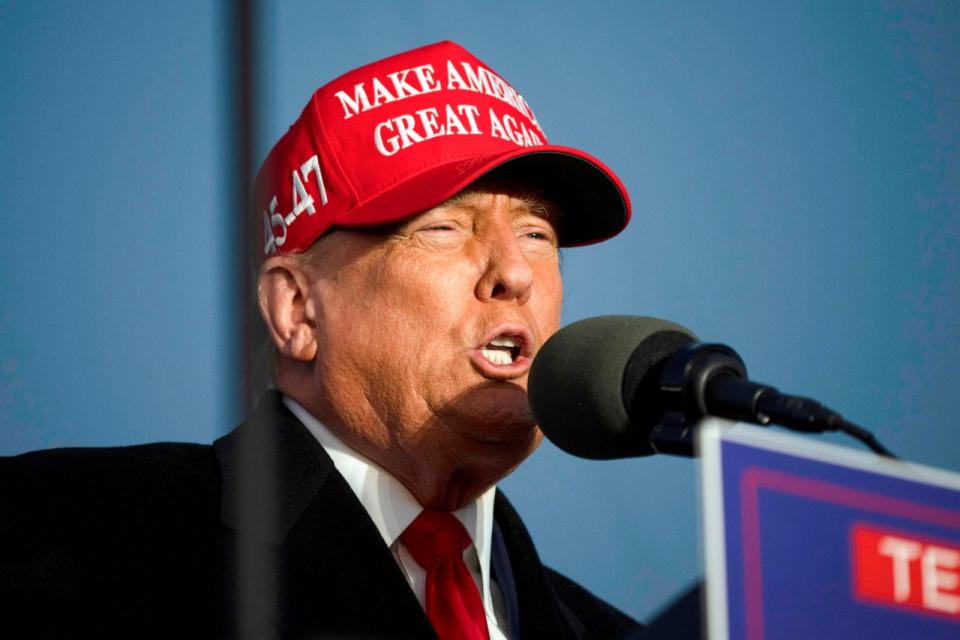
[
  {"xmin": 324, "ymin": 415, "xmax": 529, "ymax": 511},
  {"xmin": 279, "ymin": 390, "xmax": 534, "ymax": 512},
  {"xmin": 277, "ymin": 368, "xmax": 539, "ymax": 511}
]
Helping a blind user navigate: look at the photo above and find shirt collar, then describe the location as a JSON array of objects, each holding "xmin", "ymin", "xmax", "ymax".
[{"xmin": 283, "ymin": 395, "xmax": 497, "ymax": 594}]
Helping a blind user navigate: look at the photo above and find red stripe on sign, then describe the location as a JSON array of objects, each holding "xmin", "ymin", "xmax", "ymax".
[{"xmin": 852, "ymin": 523, "xmax": 960, "ymax": 622}]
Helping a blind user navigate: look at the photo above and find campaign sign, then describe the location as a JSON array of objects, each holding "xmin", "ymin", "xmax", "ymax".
[{"xmin": 698, "ymin": 420, "xmax": 960, "ymax": 640}]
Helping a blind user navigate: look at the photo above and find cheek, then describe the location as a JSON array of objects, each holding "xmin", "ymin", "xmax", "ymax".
[
  {"xmin": 536, "ymin": 268, "xmax": 564, "ymax": 334},
  {"xmin": 362, "ymin": 259, "xmax": 473, "ymax": 360},
  {"xmin": 389, "ymin": 254, "xmax": 475, "ymax": 315}
]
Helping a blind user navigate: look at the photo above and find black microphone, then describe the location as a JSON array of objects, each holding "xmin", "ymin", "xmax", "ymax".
[{"xmin": 527, "ymin": 315, "xmax": 895, "ymax": 459}]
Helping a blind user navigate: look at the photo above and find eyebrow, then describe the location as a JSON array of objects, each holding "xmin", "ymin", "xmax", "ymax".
[{"xmin": 442, "ymin": 189, "xmax": 562, "ymax": 225}]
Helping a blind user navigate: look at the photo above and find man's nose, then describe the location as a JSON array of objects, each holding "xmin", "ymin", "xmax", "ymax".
[{"xmin": 475, "ymin": 226, "xmax": 535, "ymax": 304}]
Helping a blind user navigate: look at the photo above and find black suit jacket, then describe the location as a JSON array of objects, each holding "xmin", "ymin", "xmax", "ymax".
[{"xmin": 1, "ymin": 392, "xmax": 641, "ymax": 638}]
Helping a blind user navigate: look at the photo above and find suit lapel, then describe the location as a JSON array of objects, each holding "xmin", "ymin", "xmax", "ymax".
[
  {"xmin": 215, "ymin": 392, "xmax": 436, "ymax": 638},
  {"xmin": 494, "ymin": 491, "xmax": 581, "ymax": 639},
  {"xmin": 215, "ymin": 393, "xmax": 582, "ymax": 639},
  {"xmin": 215, "ymin": 391, "xmax": 331, "ymax": 543}
]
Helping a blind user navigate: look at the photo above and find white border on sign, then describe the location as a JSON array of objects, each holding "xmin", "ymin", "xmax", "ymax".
[
  {"xmin": 697, "ymin": 417, "xmax": 737, "ymax": 640},
  {"xmin": 715, "ymin": 422, "xmax": 960, "ymax": 491}
]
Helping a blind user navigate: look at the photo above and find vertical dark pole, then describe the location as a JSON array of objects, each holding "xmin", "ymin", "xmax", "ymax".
[
  {"xmin": 229, "ymin": 0, "xmax": 258, "ymax": 416},
  {"xmin": 226, "ymin": 0, "xmax": 278, "ymax": 637}
]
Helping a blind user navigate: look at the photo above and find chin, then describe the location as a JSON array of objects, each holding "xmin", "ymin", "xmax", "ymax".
[{"xmin": 437, "ymin": 382, "xmax": 539, "ymax": 446}]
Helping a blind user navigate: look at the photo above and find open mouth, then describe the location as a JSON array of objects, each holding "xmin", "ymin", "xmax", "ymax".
[
  {"xmin": 479, "ymin": 336, "xmax": 523, "ymax": 366},
  {"xmin": 471, "ymin": 326, "xmax": 534, "ymax": 378}
]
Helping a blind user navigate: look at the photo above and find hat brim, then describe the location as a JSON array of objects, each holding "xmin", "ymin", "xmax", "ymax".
[{"xmin": 333, "ymin": 145, "xmax": 631, "ymax": 247}]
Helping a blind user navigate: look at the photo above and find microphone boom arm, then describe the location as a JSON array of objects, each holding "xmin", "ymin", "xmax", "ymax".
[{"xmin": 642, "ymin": 343, "xmax": 897, "ymax": 458}]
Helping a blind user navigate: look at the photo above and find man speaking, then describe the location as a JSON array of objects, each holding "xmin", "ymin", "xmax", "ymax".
[{"xmin": 1, "ymin": 41, "xmax": 641, "ymax": 639}]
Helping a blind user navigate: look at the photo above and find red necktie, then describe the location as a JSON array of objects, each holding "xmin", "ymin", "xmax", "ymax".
[{"xmin": 400, "ymin": 510, "xmax": 491, "ymax": 640}]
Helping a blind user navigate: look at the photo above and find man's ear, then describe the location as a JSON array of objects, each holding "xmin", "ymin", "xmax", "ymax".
[{"xmin": 257, "ymin": 258, "xmax": 318, "ymax": 362}]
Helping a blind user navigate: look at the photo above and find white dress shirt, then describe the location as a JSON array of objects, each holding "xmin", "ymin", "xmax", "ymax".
[{"xmin": 283, "ymin": 396, "xmax": 510, "ymax": 639}]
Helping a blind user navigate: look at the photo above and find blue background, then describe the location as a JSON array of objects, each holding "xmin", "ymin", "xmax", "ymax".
[{"xmin": 1, "ymin": 0, "xmax": 958, "ymax": 622}]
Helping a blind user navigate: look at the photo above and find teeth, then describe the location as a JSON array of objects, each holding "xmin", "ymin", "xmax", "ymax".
[
  {"xmin": 489, "ymin": 337, "xmax": 518, "ymax": 348},
  {"xmin": 480, "ymin": 348, "xmax": 514, "ymax": 366}
]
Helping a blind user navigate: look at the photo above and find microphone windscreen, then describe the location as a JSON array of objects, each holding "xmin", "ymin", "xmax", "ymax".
[{"xmin": 528, "ymin": 315, "xmax": 696, "ymax": 459}]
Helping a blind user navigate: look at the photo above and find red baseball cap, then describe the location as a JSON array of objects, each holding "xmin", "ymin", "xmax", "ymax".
[{"xmin": 255, "ymin": 40, "xmax": 631, "ymax": 258}]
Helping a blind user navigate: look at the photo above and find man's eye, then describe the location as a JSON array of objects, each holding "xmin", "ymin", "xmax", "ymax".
[
  {"xmin": 412, "ymin": 223, "xmax": 466, "ymax": 249},
  {"xmin": 523, "ymin": 229, "xmax": 557, "ymax": 245}
]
